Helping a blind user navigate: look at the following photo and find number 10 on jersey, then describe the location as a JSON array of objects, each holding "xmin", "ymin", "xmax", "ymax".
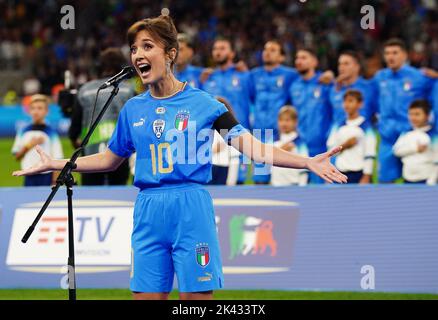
[{"xmin": 149, "ymin": 143, "xmax": 174, "ymax": 175}]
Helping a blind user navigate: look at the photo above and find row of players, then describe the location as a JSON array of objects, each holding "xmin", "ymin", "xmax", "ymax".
[
  {"xmin": 17, "ymin": 89, "xmax": 434, "ymax": 187},
  {"xmin": 211, "ymin": 92, "xmax": 435, "ymax": 186},
  {"xmin": 174, "ymin": 35, "xmax": 438, "ymax": 184},
  {"xmin": 14, "ymin": 37, "xmax": 438, "ymax": 186}
]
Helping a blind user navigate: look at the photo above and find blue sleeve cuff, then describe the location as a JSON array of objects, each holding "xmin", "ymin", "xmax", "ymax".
[
  {"xmin": 108, "ymin": 142, "xmax": 133, "ymax": 158},
  {"xmin": 223, "ymin": 124, "xmax": 249, "ymax": 143}
]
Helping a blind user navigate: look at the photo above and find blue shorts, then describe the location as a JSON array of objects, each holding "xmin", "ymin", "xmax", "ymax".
[
  {"xmin": 378, "ymin": 139, "xmax": 402, "ymax": 182},
  {"xmin": 130, "ymin": 183, "xmax": 224, "ymax": 293}
]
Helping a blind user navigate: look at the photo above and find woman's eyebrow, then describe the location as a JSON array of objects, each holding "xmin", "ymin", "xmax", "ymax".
[
  {"xmin": 131, "ymin": 38, "xmax": 154, "ymax": 47},
  {"xmin": 139, "ymin": 38, "xmax": 154, "ymax": 43}
]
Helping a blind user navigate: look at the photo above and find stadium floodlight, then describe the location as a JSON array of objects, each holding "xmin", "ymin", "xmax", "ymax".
[{"xmin": 20, "ymin": 67, "xmax": 135, "ymax": 301}]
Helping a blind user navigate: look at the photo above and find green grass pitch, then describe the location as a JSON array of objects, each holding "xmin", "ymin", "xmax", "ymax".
[{"xmin": 0, "ymin": 289, "xmax": 437, "ymax": 300}]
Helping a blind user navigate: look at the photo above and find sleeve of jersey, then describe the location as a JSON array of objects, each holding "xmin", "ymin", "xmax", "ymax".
[
  {"xmin": 212, "ymin": 100, "xmax": 248, "ymax": 144},
  {"xmin": 51, "ymin": 133, "xmax": 64, "ymax": 159},
  {"xmin": 422, "ymin": 73, "xmax": 435, "ymax": 94},
  {"xmin": 392, "ymin": 133, "xmax": 417, "ymax": 158},
  {"xmin": 108, "ymin": 107, "xmax": 135, "ymax": 158},
  {"xmin": 224, "ymin": 123, "xmax": 248, "ymax": 143},
  {"xmin": 363, "ymin": 127, "xmax": 377, "ymax": 175},
  {"xmin": 11, "ymin": 130, "xmax": 23, "ymax": 155}
]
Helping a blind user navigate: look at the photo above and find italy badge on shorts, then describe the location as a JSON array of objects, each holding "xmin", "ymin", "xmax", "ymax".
[
  {"xmin": 196, "ymin": 243, "xmax": 210, "ymax": 267},
  {"xmin": 175, "ymin": 111, "xmax": 189, "ymax": 131}
]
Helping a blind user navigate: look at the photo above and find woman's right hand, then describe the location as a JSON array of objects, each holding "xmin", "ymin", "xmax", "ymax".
[{"xmin": 12, "ymin": 145, "xmax": 54, "ymax": 177}]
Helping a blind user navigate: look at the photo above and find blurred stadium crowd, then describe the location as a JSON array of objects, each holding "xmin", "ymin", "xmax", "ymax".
[
  {"xmin": 1, "ymin": 0, "xmax": 437, "ymax": 95},
  {"xmin": 2, "ymin": 0, "xmax": 438, "ymax": 186}
]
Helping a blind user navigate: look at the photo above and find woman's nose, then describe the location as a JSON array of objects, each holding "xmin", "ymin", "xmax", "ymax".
[{"xmin": 132, "ymin": 48, "xmax": 144, "ymax": 61}]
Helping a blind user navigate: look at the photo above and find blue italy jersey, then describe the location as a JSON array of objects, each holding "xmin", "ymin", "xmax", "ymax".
[
  {"xmin": 108, "ymin": 83, "xmax": 247, "ymax": 190},
  {"xmin": 175, "ymin": 64, "xmax": 203, "ymax": 88},
  {"xmin": 249, "ymin": 65, "xmax": 299, "ymax": 136},
  {"xmin": 372, "ymin": 64, "xmax": 435, "ymax": 143},
  {"xmin": 289, "ymin": 72, "xmax": 332, "ymax": 156},
  {"xmin": 329, "ymin": 77, "xmax": 376, "ymax": 126},
  {"xmin": 201, "ymin": 65, "xmax": 252, "ymax": 130}
]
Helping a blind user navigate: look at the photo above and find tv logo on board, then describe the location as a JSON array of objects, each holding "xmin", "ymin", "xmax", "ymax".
[
  {"xmin": 6, "ymin": 200, "xmax": 133, "ymax": 271},
  {"xmin": 35, "ymin": 216, "xmax": 114, "ymax": 245},
  {"xmin": 37, "ymin": 216, "xmax": 67, "ymax": 244}
]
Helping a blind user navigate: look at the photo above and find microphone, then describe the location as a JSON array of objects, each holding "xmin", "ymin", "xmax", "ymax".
[{"xmin": 99, "ymin": 66, "xmax": 136, "ymax": 89}]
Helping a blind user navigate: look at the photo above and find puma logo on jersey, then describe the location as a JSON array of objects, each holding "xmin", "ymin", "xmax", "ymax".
[{"xmin": 133, "ymin": 118, "xmax": 145, "ymax": 127}]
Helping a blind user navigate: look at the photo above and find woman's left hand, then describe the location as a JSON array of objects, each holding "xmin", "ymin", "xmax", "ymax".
[{"xmin": 306, "ymin": 146, "xmax": 348, "ymax": 184}]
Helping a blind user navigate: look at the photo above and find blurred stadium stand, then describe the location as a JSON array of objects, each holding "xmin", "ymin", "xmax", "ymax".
[{"xmin": 0, "ymin": 0, "xmax": 437, "ymax": 97}]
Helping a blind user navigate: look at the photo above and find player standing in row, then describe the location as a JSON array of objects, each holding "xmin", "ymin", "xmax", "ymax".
[
  {"xmin": 248, "ymin": 40, "xmax": 298, "ymax": 184},
  {"xmin": 201, "ymin": 37, "xmax": 252, "ymax": 183},
  {"xmin": 201, "ymin": 37, "xmax": 252, "ymax": 130},
  {"xmin": 372, "ymin": 38, "xmax": 436, "ymax": 183},
  {"xmin": 289, "ymin": 48, "xmax": 333, "ymax": 184},
  {"xmin": 329, "ymin": 51, "xmax": 375, "ymax": 126},
  {"xmin": 327, "ymin": 90, "xmax": 376, "ymax": 184},
  {"xmin": 174, "ymin": 33, "xmax": 203, "ymax": 88},
  {"xmin": 249, "ymin": 41, "xmax": 336, "ymax": 184},
  {"xmin": 13, "ymin": 15, "xmax": 347, "ymax": 300},
  {"xmin": 393, "ymin": 100, "xmax": 438, "ymax": 185}
]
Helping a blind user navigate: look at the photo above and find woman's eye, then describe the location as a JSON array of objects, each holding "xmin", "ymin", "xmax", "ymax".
[{"xmin": 130, "ymin": 47, "xmax": 137, "ymax": 54}]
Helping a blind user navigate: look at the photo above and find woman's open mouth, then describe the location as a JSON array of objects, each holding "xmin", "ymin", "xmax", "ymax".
[{"xmin": 137, "ymin": 63, "xmax": 151, "ymax": 77}]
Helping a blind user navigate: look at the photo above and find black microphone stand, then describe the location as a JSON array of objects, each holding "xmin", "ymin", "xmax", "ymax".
[{"xmin": 21, "ymin": 84, "xmax": 121, "ymax": 301}]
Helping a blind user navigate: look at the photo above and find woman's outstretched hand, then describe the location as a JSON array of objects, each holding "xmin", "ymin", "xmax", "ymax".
[
  {"xmin": 12, "ymin": 145, "xmax": 54, "ymax": 177},
  {"xmin": 306, "ymin": 146, "xmax": 348, "ymax": 184}
]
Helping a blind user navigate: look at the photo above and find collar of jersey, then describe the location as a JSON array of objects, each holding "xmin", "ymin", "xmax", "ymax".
[
  {"xmin": 263, "ymin": 64, "xmax": 282, "ymax": 73},
  {"xmin": 280, "ymin": 131, "xmax": 298, "ymax": 142},
  {"xmin": 413, "ymin": 124, "xmax": 432, "ymax": 133},
  {"xmin": 149, "ymin": 81, "xmax": 188, "ymax": 100},
  {"xmin": 346, "ymin": 116, "xmax": 365, "ymax": 127},
  {"xmin": 342, "ymin": 76, "xmax": 364, "ymax": 88},
  {"xmin": 301, "ymin": 71, "xmax": 320, "ymax": 83},
  {"xmin": 390, "ymin": 63, "xmax": 409, "ymax": 76},
  {"xmin": 217, "ymin": 64, "xmax": 236, "ymax": 73}
]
